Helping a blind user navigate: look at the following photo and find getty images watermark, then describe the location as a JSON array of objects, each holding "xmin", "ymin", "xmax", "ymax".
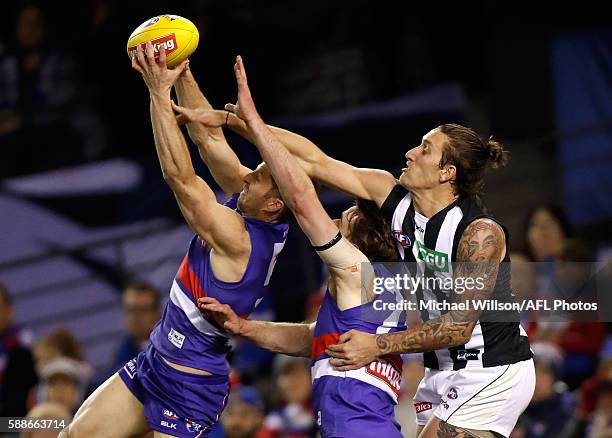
[
  {"xmin": 370, "ymin": 273, "xmax": 597, "ymax": 313},
  {"xmin": 359, "ymin": 261, "xmax": 611, "ymax": 323}
]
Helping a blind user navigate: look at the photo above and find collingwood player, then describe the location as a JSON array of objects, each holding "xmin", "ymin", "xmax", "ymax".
[
  {"xmin": 321, "ymin": 127, "xmax": 535, "ymax": 438},
  {"xmin": 218, "ymin": 118, "xmax": 534, "ymax": 436}
]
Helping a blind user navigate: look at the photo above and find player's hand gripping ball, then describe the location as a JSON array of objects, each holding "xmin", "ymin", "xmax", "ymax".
[{"xmin": 127, "ymin": 15, "xmax": 199, "ymax": 67}]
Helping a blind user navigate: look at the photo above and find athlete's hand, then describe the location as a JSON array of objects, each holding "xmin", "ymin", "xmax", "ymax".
[
  {"xmin": 326, "ymin": 329, "xmax": 379, "ymax": 371},
  {"xmin": 225, "ymin": 55, "xmax": 259, "ymax": 124},
  {"xmin": 131, "ymin": 42, "xmax": 189, "ymax": 95},
  {"xmin": 198, "ymin": 297, "xmax": 245, "ymax": 336},
  {"xmin": 171, "ymin": 102, "xmax": 228, "ymax": 127}
]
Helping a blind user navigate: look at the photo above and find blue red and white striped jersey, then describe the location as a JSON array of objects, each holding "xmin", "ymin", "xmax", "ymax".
[
  {"xmin": 150, "ymin": 194, "xmax": 288, "ymax": 375},
  {"xmin": 311, "ymin": 285, "xmax": 407, "ymax": 403}
]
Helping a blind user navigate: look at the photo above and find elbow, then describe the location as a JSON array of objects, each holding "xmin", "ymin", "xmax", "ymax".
[
  {"xmin": 162, "ymin": 171, "xmax": 193, "ymax": 188},
  {"xmin": 162, "ymin": 171, "xmax": 181, "ymax": 186}
]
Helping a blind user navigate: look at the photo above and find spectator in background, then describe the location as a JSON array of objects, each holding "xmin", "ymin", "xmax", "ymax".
[
  {"xmin": 524, "ymin": 205, "xmax": 572, "ymax": 262},
  {"xmin": 109, "ymin": 282, "xmax": 161, "ymax": 373},
  {"xmin": 222, "ymin": 386, "xmax": 265, "ymax": 438},
  {"xmin": 559, "ymin": 358, "xmax": 612, "ymax": 438},
  {"xmin": 0, "ymin": 2, "xmax": 106, "ymax": 177},
  {"xmin": 21, "ymin": 402, "xmax": 72, "ymax": 438},
  {"xmin": 0, "ymin": 283, "xmax": 38, "ymax": 417},
  {"xmin": 590, "ymin": 382, "xmax": 612, "ymax": 438},
  {"xmin": 30, "ymin": 328, "xmax": 92, "ymax": 412},
  {"xmin": 32, "ymin": 329, "xmax": 85, "ymax": 377},
  {"xmin": 528, "ymin": 238, "xmax": 605, "ymax": 388},
  {"xmin": 36, "ymin": 358, "xmax": 91, "ymax": 415},
  {"xmin": 510, "ymin": 251, "xmax": 538, "ymax": 326},
  {"xmin": 260, "ymin": 358, "xmax": 315, "ymax": 438},
  {"xmin": 513, "ymin": 342, "xmax": 575, "ymax": 437}
]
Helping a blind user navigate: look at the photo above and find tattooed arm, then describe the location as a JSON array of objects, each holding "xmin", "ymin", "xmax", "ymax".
[{"xmin": 326, "ymin": 218, "xmax": 506, "ymax": 370}]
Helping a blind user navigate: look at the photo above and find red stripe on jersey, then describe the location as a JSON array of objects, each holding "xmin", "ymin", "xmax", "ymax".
[
  {"xmin": 177, "ymin": 256, "xmax": 206, "ymax": 300},
  {"xmin": 311, "ymin": 332, "xmax": 340, "ymax": 360}
]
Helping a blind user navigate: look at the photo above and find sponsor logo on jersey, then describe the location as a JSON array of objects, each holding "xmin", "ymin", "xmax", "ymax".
[
  {"xmin": 160, "ymin": 420, "xmax": 177, "ymax": 430},
  {"xmin": 414, "ymin": 402, "xmax": 433, "ymax": 413},
  {"xmin": 393, "ymin": 230, "xmax": 412, "ymax": 248},
  {"xmin": 168, "ymin": 327, "xmax": 186, "ymax": 349},
  {"xmin": 456, "ymin": 349, "xmax": 480, "ymax": 361},
  {"xmin": 163, "ymin": 409, "xmax": 179, "ymax": 420},
  {"xmin": 416, "ymin": 242, "xmax": 449, "ymax": 272},
  {"xmin": 365, "ymin": 358, "xmax": 402, "ymax": 397},
  {"xmin": 128, "ymin": 34, "xmax": 177, "ymax": 60},
  {"xmin": 447, "ymin": 387, "xmax": 458, "ymax": 400}
]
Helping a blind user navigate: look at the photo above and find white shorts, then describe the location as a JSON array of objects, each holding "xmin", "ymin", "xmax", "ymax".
[{"xmin": 413, "ymin": 359, "xmax": 535, "ymax": 437}]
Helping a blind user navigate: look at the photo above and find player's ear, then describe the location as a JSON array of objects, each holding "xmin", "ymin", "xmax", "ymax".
[
  {"xmin": 440, "ymin": 164, "xmax": 456, "ymax": 184},
  {"xmin": 263, "ymin": 197, "xmax": 284, "ymax": 214}
]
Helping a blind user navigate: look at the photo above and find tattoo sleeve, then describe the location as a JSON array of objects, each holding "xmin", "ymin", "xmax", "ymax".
[{"xmin": 375, "ymin": 219, "xmax": 506, "ymax": 355}]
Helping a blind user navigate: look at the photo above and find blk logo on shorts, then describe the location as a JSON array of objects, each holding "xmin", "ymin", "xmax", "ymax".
[
  {"xmin": 161, "ymin": 420, "xmax": 177, "ymax": 430},
  {"xmin": 447, "ymin": 387, "xmax": 458, "ymax": 400}
]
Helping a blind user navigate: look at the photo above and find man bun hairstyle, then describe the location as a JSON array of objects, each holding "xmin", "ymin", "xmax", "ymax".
[{"xmin": 438, "ymin": 124, "xmax": 509, "ymax": 196}]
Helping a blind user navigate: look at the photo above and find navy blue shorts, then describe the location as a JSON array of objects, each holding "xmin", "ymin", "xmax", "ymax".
[
  {"xmin": 312, "ymin": 376, "xmax": 402, "ymax": 438},
  {"xmin": 118, "ymin": 344, "xmax": 230, "ymax": 437}
]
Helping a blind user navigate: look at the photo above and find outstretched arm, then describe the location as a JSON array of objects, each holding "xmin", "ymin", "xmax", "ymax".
[
  {"xmin": 199, "ymin": 297, "xmax": 314, "ymax": 357},
  {"xmin": 132, "ymin": 44, "xmax": 249, "ymax": 256},
  {"xmin": 174, "ymin": 68, "xmax": 251, "ymax": 195},
  {"xmin": 226, "ymin": 114, "xmax": 397, "ymax": 205},
  {"xmin": 170, "ymin": 106, "xmax": 397, "ymax": 205},
  {"xmin": 326, "ymin": 218, "xmax": 507, "ymax": 370},
  {"xmin": 227, "ymin": 55, "xmax": 338, "ymax": 247}
]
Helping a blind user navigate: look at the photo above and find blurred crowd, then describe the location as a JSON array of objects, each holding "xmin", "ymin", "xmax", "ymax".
[{"xmin": 1, "ymin": 203, "xmax": 611, "ymax": 438}]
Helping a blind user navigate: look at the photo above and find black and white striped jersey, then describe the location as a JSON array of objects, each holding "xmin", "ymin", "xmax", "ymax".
[{"xmin": 380, "ymin": 185, "xmax": 532, "ymax": 370}]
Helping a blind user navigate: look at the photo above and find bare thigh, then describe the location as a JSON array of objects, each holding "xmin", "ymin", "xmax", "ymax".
[{"xmin": 60, "ymin": 373, "xmax": 150, "ymax": 438}]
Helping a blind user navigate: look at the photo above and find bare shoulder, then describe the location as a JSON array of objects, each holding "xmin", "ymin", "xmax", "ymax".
[
  {"xmin": 457, "ymin": 218, "xmax": 506, "ymax": 263},
  {"xmin": 197, "ymin": 201, "xmax": 251, "ymax": 256}
]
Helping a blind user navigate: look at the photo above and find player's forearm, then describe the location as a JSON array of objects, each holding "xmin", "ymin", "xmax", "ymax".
[
  {"xmin": 240, "ymin": 320, "xmax": 313, "ymax": 357},
  {"xmin": 175, "ymin": 73, "xmax": 244, "ymax": 193},
  {"xmin": 174, "ymin": 69, "xmax": 214, "ymax": 143},
  {"xmin": 150, "ymin": 91, "xmax": 198, "ymax": 185},
  {"xmin": 267, "ymin": 126, "xmax": 324, "ymax": 173},
  {"xmin": 245, "ymin": 116, "xmax": 317, "ymax": 210},
  {"xmin": 227, "ymin": 115, "xmax": 317, "ymax": 176},
  {"xmin": 374, "ymin": 314, "xmax": 475, "ymax": 355}
]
